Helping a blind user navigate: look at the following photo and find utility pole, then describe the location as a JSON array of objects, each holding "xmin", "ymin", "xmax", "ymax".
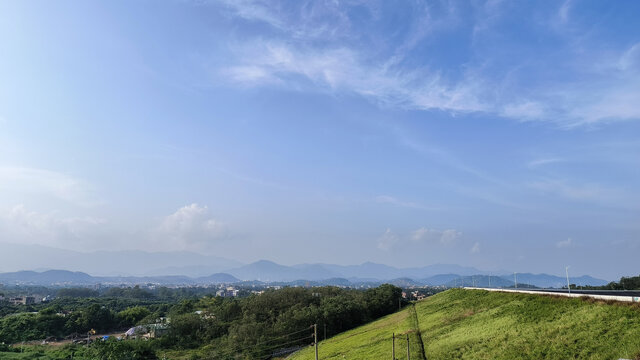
[
  {"xmin": 489, "ymin": 274, "xmax": 491, "ymax": 287},
  {"xmin": 514, "ymin": 272, "xmax": 518, "ymax": 289},
  {"xmin": 565, "ymin": 266, "xmax": 571, "ymax": 294},
  {"xmin": 392, "ymin": 333, "xmax": 395, "ymax": 360},
  {"xmin": 406, "ymin": 333, "xmax": 410, "ymax": 360},
  {"xmin": 314, "ymin": 324, "xmax": 319, "ymax": 360}
]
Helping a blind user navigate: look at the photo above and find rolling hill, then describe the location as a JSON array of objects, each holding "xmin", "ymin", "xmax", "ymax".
[{"xmin": 290, "ymin": 289, "xmax": 640, "ymax": 360}]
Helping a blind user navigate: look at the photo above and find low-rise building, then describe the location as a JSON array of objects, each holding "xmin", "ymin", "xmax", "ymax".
[{"xmin": 9, "ymin": 296, "xmax": 36, "ymax": 305}]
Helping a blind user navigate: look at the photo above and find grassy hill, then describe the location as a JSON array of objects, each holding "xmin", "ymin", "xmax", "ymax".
[{"xmin": 290, "ymin": 289, "xmax": 640, "ymax": 360}]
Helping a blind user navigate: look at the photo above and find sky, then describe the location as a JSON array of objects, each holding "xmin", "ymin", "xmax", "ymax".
[{"xmin": 0, "ymin": 0, "xmax": 639, "ymax": 280}]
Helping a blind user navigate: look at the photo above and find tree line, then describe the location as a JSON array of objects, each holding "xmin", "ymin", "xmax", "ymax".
[
  {"xmin": 583, "ymin": 274, "xmax": 640, "ymax": 291},
  {"xmin": 0, "ymin": 284, "xmax": 404, "ymax": 359}
]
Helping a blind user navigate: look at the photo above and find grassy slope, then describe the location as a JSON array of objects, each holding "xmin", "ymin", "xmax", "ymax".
[
  {"xmin": 291, "ymin": 289, "xmax": 640, "ymax": 360},
  {"xmin": 289, "ymin": 304, "xmax": 425, "ymax": 360}
]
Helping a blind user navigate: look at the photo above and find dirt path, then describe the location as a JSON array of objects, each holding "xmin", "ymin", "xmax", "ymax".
[{"xmin": 409, "ymin": 304, "xmax": 428, "ymax": 360}]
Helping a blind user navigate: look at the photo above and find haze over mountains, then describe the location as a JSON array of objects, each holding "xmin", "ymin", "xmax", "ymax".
[
  {"xmin": 0, "ymin": 243, "xmax": 241, "ymax": 277},
  {"xmin": 0, "ymin": 243, "xmax": 608, "ymax": 288}
]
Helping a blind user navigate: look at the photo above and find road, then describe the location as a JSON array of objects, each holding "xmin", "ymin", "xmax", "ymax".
[
  {"xmin": 511, "ymin": 288, "xmax": 640, "ymax": 297},
  {"xmin": 467, "ymin": 287, "xmax": 640, "ymax": 303}
]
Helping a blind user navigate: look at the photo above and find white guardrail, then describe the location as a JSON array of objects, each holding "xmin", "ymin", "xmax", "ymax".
[{"xmin": 464, "ymin": 287, "xmax": 640, "ymax": 303}]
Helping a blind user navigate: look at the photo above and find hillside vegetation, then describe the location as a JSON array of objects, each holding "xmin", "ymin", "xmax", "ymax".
[{"xmin": 291, "ymin": 289, "xmax": 640, "ymax": 360}]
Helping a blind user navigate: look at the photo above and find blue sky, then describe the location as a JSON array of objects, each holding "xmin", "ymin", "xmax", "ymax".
[{"xmin": 0, "ymin": 0, "xmax": 639, "ymax": 279}]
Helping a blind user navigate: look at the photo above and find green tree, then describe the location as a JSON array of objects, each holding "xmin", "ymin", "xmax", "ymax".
[{"xmin": 118, "ymin": 306, "xmax": 151, "ymax": 327}]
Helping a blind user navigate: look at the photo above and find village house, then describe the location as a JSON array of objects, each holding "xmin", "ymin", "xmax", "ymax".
[{"xmin": 9, "ymin": 296, "xmax": 36, "ymax": 305}]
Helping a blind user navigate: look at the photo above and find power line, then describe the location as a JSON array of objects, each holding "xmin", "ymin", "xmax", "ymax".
[
  {"xmin": 251, "ymin": 335, "xmax": 314, "ymax": 359},
  {"xmin": 171, "ymin": 326, "xmax": 314, "ymax": 360},
  {"xmin": 253, "ymin": 326, "xmax": 313, "ymax": 346},
  {"xmin": 217, "ymin": 331, "xmax": 314, "ymax": 358},
  {"xmin": 253, "ymin": 334, "xmax": 313, "ymax": 353}
]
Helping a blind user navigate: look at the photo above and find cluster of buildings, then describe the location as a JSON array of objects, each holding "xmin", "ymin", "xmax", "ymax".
[
  {"xmin": 0, "ymin": 293, "xmax": 54, "ymax": 306},
  {"xmin": 216, "ymin": 286, "xmax": 240, "ymax": 297},
  {"xmin": 402, "ymin": 290, "xmax": 428, "ymax": 301},
  {"xmin": 7, "ymin": 295, "xmax": 37, "ymax": 305}
]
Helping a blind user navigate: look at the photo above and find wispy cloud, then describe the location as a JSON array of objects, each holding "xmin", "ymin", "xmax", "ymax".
[
  {"xmin": 216, "ymin": 167, "xmax": 285, "ymax": 190},
  {"xmin": 527, "ymin": 179, "xmax": 638, "ymax": 210},
  {"xmin": 393, "ymin": 128, "xmax": 507, "ymax": 186},
  {"xmin": 556, "ymin": 237, "xmax": 573, "ymax": 248},
  {"xmin": 411, "ymin": 227, "xmax": 462, "ymax": 245},
  {"xmin": 527, "ymin": 158, "xmax": 565, "ymax": 169},
  {"xmin": 215, "ymin": 0, "xmax": 640, "ymax": 127},
  {"xmin": 529, "ymin": 179, "xmax": 610, "ymax": 202},
  {"xmin": 222, "ymin": 41, "xmax": 488, "ymax": 114},
  {"xmin": 618, "ymin": 42, "xmax": 640, "ymax": 71},
  {"xmin": 500, "ymin": 101, "xmax": 547, "ymax": 121},
  {"xmin": 375, "ymin": 195, "xmax": 436, "ymax": 211},
  {"xmin": 558, "ymin": 0, "xmax": 573, "ymax": 24},
  {"xmin": 377, "ymin": 226, "xmax": 462, "ymax": 251},
  {"xmin": 470, "ymin": 242, "xmax": 481, "ymax": 253},
  {"xmin": 377, "ymin": 228, "xmax": 399, "ymax": 251},
  {"xmin": 0, "ymin": 167, "xmax": 103, "ymax": 207}
]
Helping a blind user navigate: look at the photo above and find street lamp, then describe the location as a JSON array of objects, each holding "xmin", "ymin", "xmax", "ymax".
[{"xmin": 565, "ymin": 266, "xmax": 571, "ymax": 294}]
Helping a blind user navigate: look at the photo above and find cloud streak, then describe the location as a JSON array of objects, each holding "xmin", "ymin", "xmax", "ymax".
[
  {"xmin": 0, "ymin": 167, "xmax": 102, "ymax": 207},
  {"xmin": 378, "ymin": 226, "xmax": 462, "ymax": 251},
  {"xmin": 556, "ymin": 237, "xmax": 573, "ymax": 248},
  {"xmin": 216, "ymin": 0, "xmax": 640, "ymax": 127},
  {"xmin": 375, "ymin": 195, "xmax": 436, "ymax": 211}
]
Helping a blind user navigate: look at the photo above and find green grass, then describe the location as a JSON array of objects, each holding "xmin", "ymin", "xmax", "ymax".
[
  {"xmin": 288, "ymin": 303, "xmax": 424, "ymax": 360},
  {"xmin": 5, "ymin": 290, "xmax": 640, "ymax": 359},
  {"xmin": 290, "ymin": 289, "xmax": 640, "ymax": 360},
  {"xmin": 0, "ymin": 345, "xmax": 81, "ymax": 360}
]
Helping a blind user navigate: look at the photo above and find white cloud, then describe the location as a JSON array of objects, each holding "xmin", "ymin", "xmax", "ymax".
[
  {"xmin": 217, "ymin": 0, "xmax": 286, "ymax": 30},
  {"xmin": 377, "ymin": 228, "xmax": 399, "ymax": 251},
  {"xmin": 566, "ymin": 83, "xmax": 640, "ymax": 126},
  {"xmin": 378, "ymin": 226, "xmax": 462, "ymax": 251},
  {"xmin": 558, "ymin": 0, "xmax": 572, "ymax": 24},
  {"xmin": 501, "ymin": 101, "xmax": 547, "ymax": 121},
  {"xmin": 0, "ymin": 204, "xmax": 106, "ymax": 248},
  {"xmin": 0, "ymin": 203, "xmax": 231, "ymax": 253},
  {"xmin": 411, "ymin": 227, "xmax": 462, "ymax": 245},
  {"xmin": 527, "ymin": 158, "xmax": 564, "ymax": 169},
  {"xmin": 528, "ymin": 179, "xmax": 640, "ymax": 211},
  {"xmin": 556, "ymin": 237, "xmax": 573, "ymax": 248},
  {"xmin": 617, "ymin": 42, "xmax": 640, "ymax": 71},
  {"xmin": 154, "ymin": 204, "xmax": 228, "ymax": 252},
  {"xmin": 375, "ymin": 195, "xmax": 435, "ymax": 211},
  {"xmin": 217, "ymin": 0, "xmax": 372, "ymax": 42},
  {"xmin": 470, "ymin": 242, "xmax": 480, "ymax": 253},
  {"xmin": 528, "ymin": 179, "xmax": 615, "ymax": 202},
  {"xmin": 221, "ymin": 41, "xmax": 489, "ymax": 114},
  {"xmin": 0, "ymin": 167, "xmax": 102, "ymax": 207},
  {"xmin": 216, "ymin": 1, "xmax": 640, "ymax": 127}
]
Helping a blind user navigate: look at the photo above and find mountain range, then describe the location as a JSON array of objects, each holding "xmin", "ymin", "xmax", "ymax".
[
  {"xmin": 0, "ymin": 242, "xmax": 241, "ymax": 277},
  {"xmin": 0, "ymin": 243, "xmax": 610, "ymax": 288},
  {"xmin": 0, "ymin": 259, "xmax": 609, "ymax": 288}
]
